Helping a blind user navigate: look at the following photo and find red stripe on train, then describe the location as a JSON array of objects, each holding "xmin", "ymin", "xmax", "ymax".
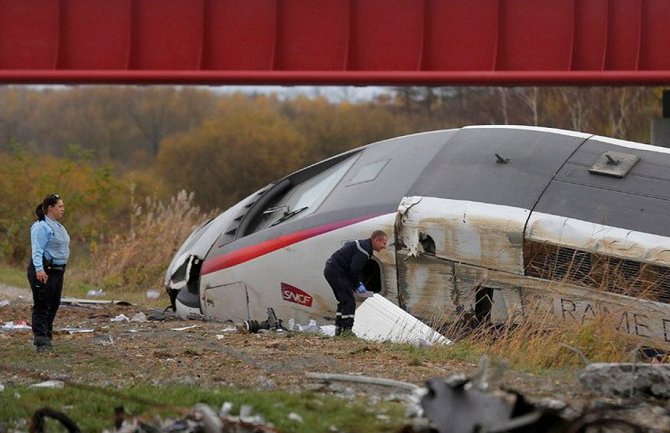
[{"xmin": 201, "ymin": 215, "xmax": 379, "ymax": 275}]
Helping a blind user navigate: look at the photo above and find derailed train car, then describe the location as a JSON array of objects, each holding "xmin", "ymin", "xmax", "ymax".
[{"xmin": 165, "ymin": 125, "xmax": 670, "ymax": 347}]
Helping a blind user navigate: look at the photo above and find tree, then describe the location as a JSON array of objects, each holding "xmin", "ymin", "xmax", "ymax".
[{"xmin": 156, "ymin": 94, "xmax": 309, "ymax": 210}]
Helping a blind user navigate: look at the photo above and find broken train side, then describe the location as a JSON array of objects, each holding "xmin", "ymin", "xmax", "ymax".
[{"xmin": 165, "ymin": 125, "xmax": 670, "ymax": 347}]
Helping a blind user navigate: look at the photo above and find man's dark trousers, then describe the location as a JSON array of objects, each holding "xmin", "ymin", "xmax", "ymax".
[{"xmin": 324, "ymin": 265, "xmax": 356, "ymax": 334}]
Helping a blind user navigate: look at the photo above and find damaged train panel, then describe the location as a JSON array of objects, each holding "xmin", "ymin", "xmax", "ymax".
[{"xmin": 165, "ymin": 125, "xmax": 670, "ymax": 348}]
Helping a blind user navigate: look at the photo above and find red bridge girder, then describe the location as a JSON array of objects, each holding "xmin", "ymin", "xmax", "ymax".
[{"xmin": 1, "ymin": 0, "xmax": 670, "ymax": 86}]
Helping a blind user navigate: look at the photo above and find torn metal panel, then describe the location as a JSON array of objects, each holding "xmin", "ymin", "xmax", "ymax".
[
  {"xmin": 420, "ymin": 375, "xmax": 566, "ymax": 433},
  {"xmin": 527, "ymin": 212, "xmax": 670, "ymax": 267},
  {"xmin": 352, "ymin": 294, "xmax": 450, "ymax": 345},
  {"xmin": 397, "ymin": 197, "xmax": 527, "ymax": 274},
  {"xmin": 395, "ymin": 252, "xmax": 457, "ymax": 319},
  {"xmin": 451, "ymin": 263, "xmax": 525, "ymax": 325}
]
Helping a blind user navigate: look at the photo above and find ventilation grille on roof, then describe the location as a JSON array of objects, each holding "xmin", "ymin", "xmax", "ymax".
[{"xmin": 524, "ymin": 240, "xmax": 670, "ymax": 304}]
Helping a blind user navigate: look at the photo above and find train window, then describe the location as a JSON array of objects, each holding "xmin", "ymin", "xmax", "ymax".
[
  {"xmin": 347, "ymin": 159, "xmax": 389, "ymax": 186},
  {"xmin": 248, "ymin": 156, "xmax": 356, "ymax": 232},
  {"xmin": 291, "ymin": 157, "xmax": 355, "ymax": 211}
]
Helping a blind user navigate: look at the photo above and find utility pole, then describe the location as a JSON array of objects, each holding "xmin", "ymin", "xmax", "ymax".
[{"xmin": 651, "ymin": 90, "xmax": 670, "ymax": 148}]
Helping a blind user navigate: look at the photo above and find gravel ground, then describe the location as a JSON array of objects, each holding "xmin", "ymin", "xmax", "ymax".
[{"xmin": 2, "ymin": 285, "xmax": 669, "ymax": 432}]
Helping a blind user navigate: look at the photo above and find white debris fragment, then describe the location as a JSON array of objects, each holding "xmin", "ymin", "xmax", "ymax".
[
  {"xmin": 130, "ymin": 312, "xmax": 147, "ymax": 322},
  {"xmin": 87, "ymin": 289, "xmax": 105, "ymax": 297},
  {"xmin": 110, "ymin": 314, "xmax": 129, "ymax": 322},
  {"xmin": 0, "ymin": 300, "xmax": 10, "ymax": 307},
  {"xmin": 352, "ymin": 294, "xmax": 450, "ymax": 345},
  {"xmin": 146, "ymin": 289, "xmax": 160, "ymax": 299},
  {"xmin": 319, "ymin": 324, "xmax": 336, "ymax": 337},
  {"xmin": 289, "ymin": 319, "xmax": 336, "ymax": 337},
  {"xmin": 193, "ymin": 403, "xmax": 223, "ymax": 432},
  {"xmin": 296, "ymin": 319, "xmax": 319, "ymax": 333},
  {"xmin": 257, "ymin": 375, "xmax": 276, "ymax": 389},
  {"xmin": 31, "ymin": 380, "xmax": 64, "ymax": 389},
  {"xmin": 220, "ymin": 401, "xmax": 233, "ymax": 416},
  {"xmin": 59, "ymin": 327, "xmax": 95, "ymax": 334},
  {"xmin": 171, "ymin": 324, "xmax": 198, "ymax": 331},
  {"xmin": 1, "ymin": 321, "xmax": 30, "ymax": 330},
  {"xmin": 288, "ymin": 412, "xmax": 304, "ymax": 423}
]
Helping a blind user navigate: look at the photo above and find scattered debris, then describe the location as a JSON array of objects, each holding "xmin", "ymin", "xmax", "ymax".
[
  {"xmin": 30, "ymin": 380, "xmax": 65, "ymax": 389},
  {"xmin": 287, "ymin": 412, "xmax": 303, "ymax": 423},
  {"xmin": 306, "ymin": 372, "xmax": 419, "ymax": 392},
  {"xmin": 419, "ymin": 375, "xmax": 567, "ymax": 433},
  {"xmin": 87, "ymin": 289, "xmax": 106, "ymax": 297},
  {"xmin": 130, "ymin": 312, "xmax": 147, "ymax": 322},
  {"xmin": 579, "ymin": 362, "xmax": 670, "ymax": 399},
  {"xmin": 111, "ymin": 314, "xmax": 130, "ymax": 322},
  {"xmin": 1, "ymin": 320, "xmax": 30, "ymax": 330},
  {"xmin": 0, "ymin": 300, "xmax": 10, "ymax": 307},
  {"xmin": 145, "ymin": 289, "xmax": 160, "ymax": 299},
  {"xmin": 30, "ymin": 407, "xmax": 81, "ymax": 433},
  {"xmin": 256, "ymin": 375, "xmax": 276, "ymax": 390},
  {"xmin": 57, "ymin": 327, "xmax": 95, "ymax": 335},
  {"xmin": 241, "ymin": 308, "xmax": 284, "ymax": 333},
  {"xmin": 171, "ymin": 324, "xmax": 198, "ymax": 331},
  {"xmin": 352, "ymin": 294, "xmax": 450, "ymax": 345},
  {"xmin": 286, "ymin": 318, "xmax": 336, "ymax": 336},
  {"xmin": 62, "ymin": 297, "xmax": 133, "ymax": 306}
]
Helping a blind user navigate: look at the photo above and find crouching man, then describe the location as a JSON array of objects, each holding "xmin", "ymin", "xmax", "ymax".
[{"xmin": 323, "ymin": 230, "xmax": 388, "ymax": 336}]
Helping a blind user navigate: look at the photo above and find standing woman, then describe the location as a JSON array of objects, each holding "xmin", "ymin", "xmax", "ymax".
[{"xmin": 27, "ymin": 194, "xmax": 70, "ymax": 353}]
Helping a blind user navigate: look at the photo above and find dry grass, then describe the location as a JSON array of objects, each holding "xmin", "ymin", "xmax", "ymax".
[
  {"xmin": 482, "ymin": 314, "xmax": 627, "ymax": 369},
  {"xmin": 434, "ymin": 305, "xmax": 632, "ymax": 372},
  {"xmin": 72, "ymin": 190, "xmax": 215, "ymax": 295}
]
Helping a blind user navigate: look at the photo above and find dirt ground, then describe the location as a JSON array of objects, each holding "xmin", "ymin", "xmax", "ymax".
[
  {"xmin": 0, "ymin": 285, "xmax": 575, "ymax": 393},
  {"xmin": 2, "ymin": 284, "xmax": 669, "ymax": 432}
]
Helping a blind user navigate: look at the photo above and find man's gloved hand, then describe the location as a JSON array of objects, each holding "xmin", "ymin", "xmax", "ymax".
[{"xmin": 356, "ymin": 283, "xmax": 367, "ymax": 294}]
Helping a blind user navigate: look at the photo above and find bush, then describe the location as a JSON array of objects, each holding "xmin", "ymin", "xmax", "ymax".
[{"xmin": 72, "ymin": 190, "xmax": 214, "ymax": 294}]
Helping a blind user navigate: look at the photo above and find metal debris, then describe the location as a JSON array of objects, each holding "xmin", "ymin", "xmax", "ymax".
[
  {"xmin": 579, "ymin": 362, "xmax": 670, "ymax": 399},
  {"xmin": 241, "ymin": 308, "xmax": 285, "ymax": 333},
  {"xmin": 30, "ymin": 407, "xmax": 80, "ymax": 433},
  {"xmin": 109, "ymin": 403, "xmax": 280, "ymax": 433}
]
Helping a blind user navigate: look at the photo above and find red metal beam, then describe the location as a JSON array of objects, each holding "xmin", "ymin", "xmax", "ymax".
[{"xmin": 0, "ymin": 0, "xmax": 669, "ymax": 86}]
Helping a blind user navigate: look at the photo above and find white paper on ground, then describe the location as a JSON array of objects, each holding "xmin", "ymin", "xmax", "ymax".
[{"xmin": 352, "ymin": 293, "xmax": 451, "ymax": 345}]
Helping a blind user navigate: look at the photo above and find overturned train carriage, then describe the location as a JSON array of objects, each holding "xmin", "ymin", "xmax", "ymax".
[{"xmin": 166, "ymin": 125, "xmax": 670, "ymax": 347}]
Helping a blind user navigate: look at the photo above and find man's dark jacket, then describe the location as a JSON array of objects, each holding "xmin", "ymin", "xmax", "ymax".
[{"xmin": 324, "ymin": 238, "xmax": 373, "ymax": 286}]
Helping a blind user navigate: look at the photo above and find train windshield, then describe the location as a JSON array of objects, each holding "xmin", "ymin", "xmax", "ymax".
[{"xmin": 250, "ymin": 155, "xmax": 357, "ymax": 232}]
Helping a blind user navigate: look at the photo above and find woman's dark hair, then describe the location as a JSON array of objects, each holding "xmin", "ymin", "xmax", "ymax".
[
  {"xmin": 35, "ymin": 204, "xmax": 45, "ymax": 221},
  {"xmin": 36, "ymin": 194, "xmax": 61, "ymax": 221}
]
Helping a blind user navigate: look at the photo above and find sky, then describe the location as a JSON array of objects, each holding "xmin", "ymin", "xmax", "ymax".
[{"xmin": 207, "ymin": 85, "xmax": 389, "ymax": 102}]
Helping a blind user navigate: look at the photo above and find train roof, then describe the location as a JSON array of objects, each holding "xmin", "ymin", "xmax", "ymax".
[{"xmin": 216, "ymin": 125, "xmax": 670, "ymax": 252}]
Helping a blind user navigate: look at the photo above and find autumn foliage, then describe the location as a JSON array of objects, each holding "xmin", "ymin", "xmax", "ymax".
[{"xmin": 0, "ymin": 85, "xmax": 663, "ymax": 292}]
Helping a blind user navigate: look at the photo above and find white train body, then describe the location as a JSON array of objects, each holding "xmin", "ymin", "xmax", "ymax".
[{"xmin": 166, "ymin": 126, "xmax": 670, "ymax": 348}]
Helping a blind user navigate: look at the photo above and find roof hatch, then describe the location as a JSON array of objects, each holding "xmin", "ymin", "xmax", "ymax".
[{"xmin": 588, "ymin": 151, "xmax": 639, "ymax": 178}]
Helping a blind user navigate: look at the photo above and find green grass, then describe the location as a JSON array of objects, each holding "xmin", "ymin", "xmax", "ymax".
[
  {"xmin": 0, "ymin": 263, "xmax": 29, "ymax": 289},
  {"xmin": 0, "ymin": 385, "xmax": 406, "ymax": 433},
  {"xmin": 0, "ymin": 262, "xmax": 167, "ymax": 307}
]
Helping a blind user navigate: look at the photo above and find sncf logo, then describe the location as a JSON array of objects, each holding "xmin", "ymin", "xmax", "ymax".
[{"xmin": 280, "ymin": 282, "xmax": 313, "ymax": 307}]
